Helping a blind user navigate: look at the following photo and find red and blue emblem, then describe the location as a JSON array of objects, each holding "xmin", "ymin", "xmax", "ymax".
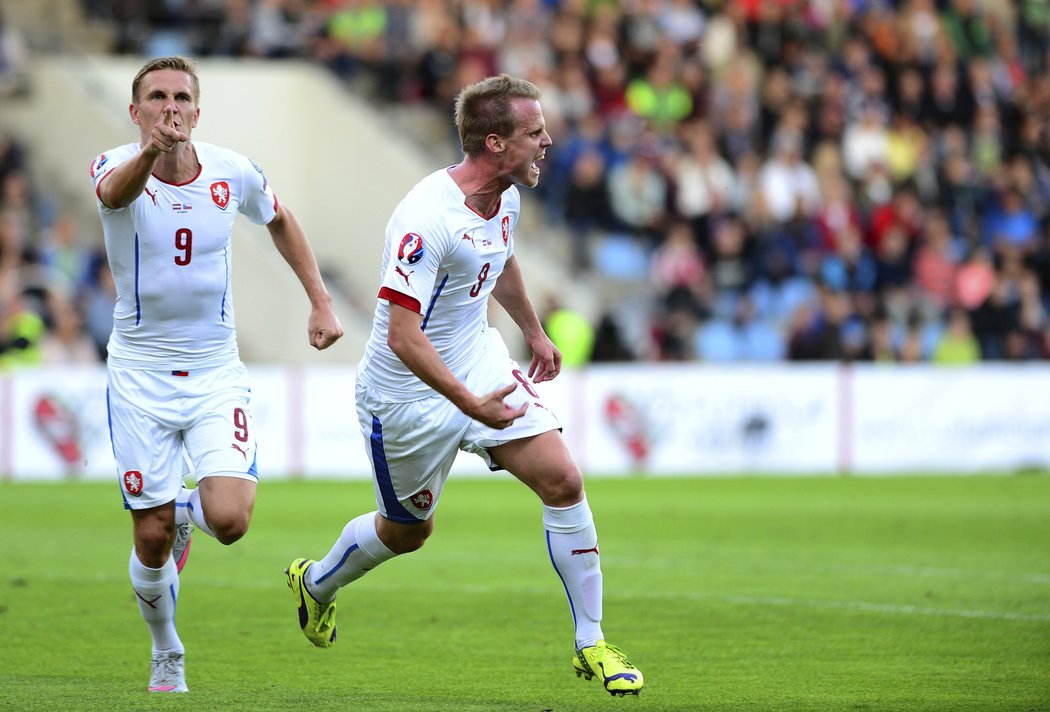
[
  {"xmin": 89, "ymin": 153, "xmax": 108, "ymax": 178},
  {"xmin": 397, "ymin": 232, "xmax": 425, "ymax": 265}
]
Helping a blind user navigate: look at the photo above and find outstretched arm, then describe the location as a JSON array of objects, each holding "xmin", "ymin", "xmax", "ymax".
[
  {"xmin": 491, "ymin": 255, "xmax": 561, "ymax": 383},
  {"xmin": 266, "ymin": 203, "xmax": 344, "ymax": 350},
  {"xmin": 98, "ymin": 106, "xmax": 187, "ymax": 210}
]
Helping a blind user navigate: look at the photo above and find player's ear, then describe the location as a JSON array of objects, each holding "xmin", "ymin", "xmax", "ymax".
[
  {"xmin": 129, "ymin": 103, "xmax": 140, "ymax": 125},
  {"xmin": 191, "ymin": 108, "xmax": 200, "ymax": 129},
  {"xmin": 487, "ymin": 134, "xmax": 504, "ymax": 153}
]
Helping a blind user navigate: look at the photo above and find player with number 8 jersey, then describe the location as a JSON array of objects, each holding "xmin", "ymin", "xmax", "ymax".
[
  {"xmin": 356, "ymin": 169, "xmax": 520, "ymax": 399},
  {"xmin": 91, "ymin": 56, "xmax": 344, "ymax": 694},
  {"xmin": 285, "ymin": 74, "xmax": 643, "ymax": 698}
]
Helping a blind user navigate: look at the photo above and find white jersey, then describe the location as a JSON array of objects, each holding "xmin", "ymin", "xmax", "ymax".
[
  {"xmin": 357, "ymin": 168, "xmax": 521, "ymax": 400},
  {"xmin": 90, "ymin": 141, "xmax": 278, "ymax": 370}
]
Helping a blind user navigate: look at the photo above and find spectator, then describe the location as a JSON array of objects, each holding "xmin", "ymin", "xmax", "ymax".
[
  {"xmin": 625, "ymin": 51, "xmax": 693, "ymax": 134},
  {"xmin": 0, "ymin": 287, "xmax": 44, "ymax": 370},
  {"xmin": 80, "ymin": 255, "xmax": 116, "ymax": 361},
  {"xmin": 913, "ymin": 209, "xmax": 960, "ymax": 311},
  {"xmin": 606, "ymin": 150, "xmax": 668, "ymax": 242},
  {"xmin": 542, "ymin": 297, "xmax": 595, "ymax": 369},
  {"xmin": 954, "ymin": 247, "xmax": 996, "ymax": 310},
  {"xmin": 40, "ymin": 292, "xmax": 99, "ymax": 365},
  {"xmin": 562, "ymin": 147, "xmax": 615, "ymax": 273},
  {"xmin": 758, "ymin": 130, "xmax": 822, "ymax": 224},
  {"xmin": 0, "ymin": 7, "xmax": 29, "ymax": 98},
  {"xmin": 670, "ymin": 120, "xmax": 736, "ymax": 245},
  {"xmin": 969, "ymin": 275, "xmax": 1018, "ymax": 360},
  {"xmin": 932, "ymin": 307, "xmax": 981, "ymax": 364},
  {"xmin": 590, "ymin": 311, "xmax": 635, "ymax": 362}
]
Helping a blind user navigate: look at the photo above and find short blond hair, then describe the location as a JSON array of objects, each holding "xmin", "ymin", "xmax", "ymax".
[
  {"xmin": 453, "ymin": 74, "xmax": 541, "ymax": 157},
  {"xmin": 131, "ymin": 56, "xmax": 201, "ymax": 103}
]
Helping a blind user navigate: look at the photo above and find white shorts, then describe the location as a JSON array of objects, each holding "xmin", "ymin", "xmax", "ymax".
[
  {"xmin": 356, "ymin": 330, "xmax": 561, "ymax": 523},
  {"xmin": 107, "ymin": 361, "xmax": 258, "ymax": 510}
]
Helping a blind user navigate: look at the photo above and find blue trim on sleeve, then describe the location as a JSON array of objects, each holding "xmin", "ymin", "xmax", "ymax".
[{"xmin": 420, "ymin": 274, "xmax": 448, "ymax": 333}]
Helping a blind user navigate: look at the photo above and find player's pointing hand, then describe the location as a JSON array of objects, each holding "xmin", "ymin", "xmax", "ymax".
[{"xmin": 149, "ymin": 106, "xmax": 189, "ymax": 156}]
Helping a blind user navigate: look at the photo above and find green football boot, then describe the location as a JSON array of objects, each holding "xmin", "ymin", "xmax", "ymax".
[
  {"xmin": 573, "ymin": 640, "xmax": 643, "ymax": 696},
  {"xmin": 285, "ymin": 558, "xmax": 337, "ymax": 648}
]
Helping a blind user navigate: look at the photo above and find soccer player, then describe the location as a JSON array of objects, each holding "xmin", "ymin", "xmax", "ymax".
[
  {"xmin": 90, "ymin": 56, "xmax": 343, "ymax": 693},
  {"xmin": 284, "ymin": 74, "xmax": 643, "ymax": 697}
]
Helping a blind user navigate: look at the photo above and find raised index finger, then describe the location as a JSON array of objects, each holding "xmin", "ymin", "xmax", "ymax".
[{"xmin": 163, "ymin": 106, "xmax": 174, "ymax": 127}]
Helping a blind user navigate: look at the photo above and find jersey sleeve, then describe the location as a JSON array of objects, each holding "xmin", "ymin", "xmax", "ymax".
[
  {"xmin": 89, "ymin": 145, "xmax": 134, "ymax": 213},
  {"xmin": 376, "ymin": 205, "xmax": 453, "ymax": 314},
  {"xmin": 237, "ymin": 154, "xmax": 279, "ymax": 225}
]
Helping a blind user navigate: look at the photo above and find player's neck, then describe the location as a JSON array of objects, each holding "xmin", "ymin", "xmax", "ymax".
[
  {"xmin": 449, "ymin": 159, "xmax": 507, "ymax": 219},
  {"xmin": 152, "ymin": 143, "xmax": 200, "ymax": 185}
]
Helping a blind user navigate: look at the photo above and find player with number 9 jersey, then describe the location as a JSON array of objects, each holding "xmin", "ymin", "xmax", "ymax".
[
  {"xmin": 91, "ymin": 141, "xmax": 276, "ymax": 370},
  {"xmin": 93, "ymin": 56, "xmax": 343, "ymax": 695}
]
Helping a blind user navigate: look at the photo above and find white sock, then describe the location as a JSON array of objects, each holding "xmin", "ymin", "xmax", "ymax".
[
  {"xmin": 543, "ymin": 497, "xmax": 605, "ymax": 650},
  {"xmin": 176, "ymin": 487, "xmax": 215, "ymax": 538},
  {"xmin": 306, "ymin": 512, "xmax": 396, "ymax": 603},
  {"xmin": 129, "ymin": 549, "xmax": 183, "ymax": 654}
]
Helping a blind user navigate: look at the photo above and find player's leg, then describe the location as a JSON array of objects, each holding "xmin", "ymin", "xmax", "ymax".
[
  {"xmin": 491, "ymin": 433, "xmax": 643, "ymax": 696},
  {"xmin": 285, "ymin": 386, "xmax": 460, "ymax": 648},
  {"xmin": 180, "ymin": 362, "xmax": 259, "ymax": 545},
  {"xmin": 194, "ymin": 476, "xmax": 256, "ymax": 544},
  {"xmin": 129, "ymin": 504, "xmax": 187, "ymax": 692},
  {"xmin": 307, "ymin": 513, "xmax": 431, "ymax": 601},
  {"xmin": 108, "ymin": 366, "xmax": 189, "ymax": 692},
  {"xmin": 288, "ymin": 512, "xmax": 431, "ymax": 647},
  {"xmin": 489, "ymin": 432, "xmax": 604, "ymax": 646}
]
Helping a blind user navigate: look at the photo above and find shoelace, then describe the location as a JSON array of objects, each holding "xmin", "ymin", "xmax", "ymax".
[{"xmin": 600, "ymin": 644, "xmax": 634, "ymax": 669}]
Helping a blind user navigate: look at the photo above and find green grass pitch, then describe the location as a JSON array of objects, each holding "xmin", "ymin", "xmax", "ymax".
[{"xmin": 1, "ymin": 474, "xmax": 1048, "ymax": 711}]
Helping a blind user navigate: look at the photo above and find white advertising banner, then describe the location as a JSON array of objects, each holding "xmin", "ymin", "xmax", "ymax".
[
  {"xmin": 566, "ymin": 365, "xmax": 841, "ymax": 475},
  {"xmin": 849, "ymin": 365, "xmax": 1050, "ymax": 473},
  {"xmin": 2, "ymin": 367, "xmax": 114, "ymax": 481},
  {"xmin": 296, "ymin": 366, "xmax": 371, "ymax": 478},
  {"xmin": 3, "ymin": 363, "xmax": 1050, "ymax": 479}
]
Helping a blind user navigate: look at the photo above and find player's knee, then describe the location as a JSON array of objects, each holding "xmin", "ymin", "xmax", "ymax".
[
  {"xmin": 379, "ymin": 518, "xmax": 433, "ymax": 554},
  {"xmin": 210, "ymin": 512, "xmax": 252, "ymax": 545},
  {"xmin": 536, "ymin": 464, "xmax": 584, "ymax": 507},
  {"xmin": 390, "ymin": 534, "xmax": 426, "ymax": 554},
  {"xmin": 136, "ymin": 525, "xmax": 173, "ymax": 565}
]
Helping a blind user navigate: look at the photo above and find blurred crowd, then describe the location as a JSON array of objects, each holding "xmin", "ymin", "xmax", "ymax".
[
  {"xmin": 0, "ymin": 130, "xmax": 115, "ymax": 369},
  {"xmin": 4, "ymin": 0, "xmax": 1050, "ymax": 368}
]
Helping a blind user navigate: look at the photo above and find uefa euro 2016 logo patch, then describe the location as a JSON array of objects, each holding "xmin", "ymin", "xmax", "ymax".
[
  {"xmin": 90, "ymin": 153, "xmax": 109, "ymax": 178},
  {"xmin": 398, "ymin": 233, "xmax": 425, "ymax": 265}
]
